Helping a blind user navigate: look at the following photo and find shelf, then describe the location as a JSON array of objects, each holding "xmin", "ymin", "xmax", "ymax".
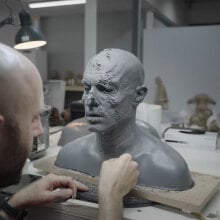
[{"xmin": 65, "ymin": 85, "xmax": 84, "ymax": 92}]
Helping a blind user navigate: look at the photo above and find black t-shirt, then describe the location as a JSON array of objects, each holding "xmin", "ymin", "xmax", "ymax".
[{"xmin": 0, "ymin": 215, "xmax": 6, "ymax": 220}]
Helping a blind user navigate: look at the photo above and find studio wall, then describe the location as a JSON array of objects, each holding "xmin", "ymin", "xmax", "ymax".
[{"xmin": 143, "ymin": 25, "xmax": 220, "ymax": 114}]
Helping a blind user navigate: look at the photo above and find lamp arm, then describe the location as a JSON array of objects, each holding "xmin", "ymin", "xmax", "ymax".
[{"xmin": 0, "ymin": 16, "xmax": 13, "ymax": 28}]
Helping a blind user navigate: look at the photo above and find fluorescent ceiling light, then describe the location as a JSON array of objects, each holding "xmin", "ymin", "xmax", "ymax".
[{"xmin": 29, "ymin": 0, "xmax": 86, "ymax": 9}]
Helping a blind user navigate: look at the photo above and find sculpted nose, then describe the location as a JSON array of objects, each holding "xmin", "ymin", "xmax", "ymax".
[
  {"xmin": 87, "ymin": 94, "xmax": 97, "ymax": 106},
  {"xmin": 84, "ymin": 89, "xmax": 98, "ymax": 106}
]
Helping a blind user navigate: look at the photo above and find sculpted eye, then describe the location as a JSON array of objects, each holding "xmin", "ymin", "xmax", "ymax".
[
  {"xmin": 96, "ymin": 84, "xmax": 114, "ymax": 93},
  {"xmin": 83, "ymin": 84, "xmax": 91, "ymax": 92}
]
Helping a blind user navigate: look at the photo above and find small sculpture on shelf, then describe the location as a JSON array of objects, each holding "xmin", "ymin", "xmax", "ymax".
[
  {"xmin": 50, "ymin": 70, "xmax": 60, "ymax": 80},
  {"xmin": 154, "ymin": 76, "xmax": 169, "ymax": 110},
  {"xmin": 206, "ymin": 115, "xmax": 220, "ymax": 132},
  {"xmin": 75, "ymin": 73, "xmax": 83, "ymax": 86},
  {"xmin": 65, "ymin": 70, "xmax": 75, "ymax": 86},
  {"xmin": 187, "ymin": 94, "xmax": 219, "ymax": 132}
]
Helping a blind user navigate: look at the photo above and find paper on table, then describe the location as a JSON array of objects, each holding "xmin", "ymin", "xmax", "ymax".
[{"xmin": 136, "ymin": 103, "xmax": 162, "ymax": 135}]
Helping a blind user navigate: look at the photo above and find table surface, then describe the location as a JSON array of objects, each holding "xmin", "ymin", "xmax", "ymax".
[{"xmin": 23, "ymin": 129, "xmax": 220, "ymax": 220}]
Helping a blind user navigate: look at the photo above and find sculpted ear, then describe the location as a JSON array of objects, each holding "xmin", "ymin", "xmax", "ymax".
[{"xmin": 133, "ymin": 85, "xmax": 147, "ymax": 107}]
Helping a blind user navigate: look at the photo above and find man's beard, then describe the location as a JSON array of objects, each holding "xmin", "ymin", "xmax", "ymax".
[{"xmin": 0, "ymin": 119, "xmax": 29, "ymax": 188}]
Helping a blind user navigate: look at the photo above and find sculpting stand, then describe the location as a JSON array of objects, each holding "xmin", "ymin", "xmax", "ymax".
[
  {"xmin": 76, "ymin": 181, "xmax": 155, "ymax": 208},
  {"xmin": 34, "ymin": 156, "xmax": 220, "ymax": 213}
]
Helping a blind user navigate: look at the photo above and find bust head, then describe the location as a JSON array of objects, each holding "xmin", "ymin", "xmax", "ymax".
[{"xmin": 82, "ymin": 48, "xmax": 147, "ymax": 132}]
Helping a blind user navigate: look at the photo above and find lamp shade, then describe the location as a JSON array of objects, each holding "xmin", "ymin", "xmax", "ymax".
[{"xmin": 14, "ymin": 10, "xmax": 47, "ymax": 50}]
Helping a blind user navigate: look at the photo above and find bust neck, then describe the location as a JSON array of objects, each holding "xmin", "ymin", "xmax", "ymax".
[{"xmin": 96, "ymin": 118, "xmax": 136, "ymax": 159}]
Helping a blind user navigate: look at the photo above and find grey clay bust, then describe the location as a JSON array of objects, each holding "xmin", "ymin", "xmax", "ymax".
[{"xmin": 55, "ymin": 48, "xmax": 194, "ymax": 190}]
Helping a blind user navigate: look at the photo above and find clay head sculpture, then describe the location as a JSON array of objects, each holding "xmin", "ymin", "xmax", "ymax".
[
  {"xmin": 82, "ymin": 48, "xmax": 147, "ymax": 133},
  {"xmin": 55, "ymin": 48, "xmax": 194, "ymax": 190}
]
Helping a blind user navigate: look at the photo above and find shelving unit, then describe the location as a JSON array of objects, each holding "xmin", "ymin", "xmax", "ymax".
[
  {"xmin": 65, "ymin": 85, "xmax": 84, "ymax": 92},
  {"xmin": 65, "ymin": 85, "xmax": 84, "ymax": 107}
]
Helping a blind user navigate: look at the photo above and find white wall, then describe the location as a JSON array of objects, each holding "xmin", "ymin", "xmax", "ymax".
[
  {"xmin": 143, "ymin": 25, "xmax": 220, "ymax": 114},
  {"xmin": 41, "ymin": 14, "xmax": 84, "ymax": 79},
  {"xmin": 0, "ymin": 26, "xmax": 18, "ymax": 47},
  {"xmin": 97, "ymin": 11, "xmax": 132, "ymax": 52},
  {"xmin": 22, "ymin": 50, "xmax": 48, "ymax": 83}
]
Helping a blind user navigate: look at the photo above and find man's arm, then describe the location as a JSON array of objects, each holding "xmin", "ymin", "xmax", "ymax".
[
  {"xmin": 0, "ymin": 174, "xmax": 88, "ymax": 220},
  {"xmin": 98, "ymin": 153, "xmax": 139, "ymax": 220}
]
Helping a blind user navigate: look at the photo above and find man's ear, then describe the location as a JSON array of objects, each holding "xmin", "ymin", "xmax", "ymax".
[
  {"xmin": 133, "ymin": 85, "xmax": 148, "ymax": 107},
  {"xmin": 0, "ymin": 115, "xmax": 5, "ymax": 140},
  {"xmin": 0, "ymin": 115, "xmax": 5, "ymax": 128}
]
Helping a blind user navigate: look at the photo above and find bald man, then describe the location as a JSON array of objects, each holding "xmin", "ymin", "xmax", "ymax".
[
  {"xmin": 56, "ymin": 48, "xmax": 194, "ymax": 192},
  {"xmin": 0, "ymin": 43, "xmax": 138, "ymax": 220}
]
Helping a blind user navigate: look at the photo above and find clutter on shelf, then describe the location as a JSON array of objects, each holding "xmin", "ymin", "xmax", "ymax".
[{"xmin": 187, "ymin": 94, "xmax": 219, "ymax": 132}]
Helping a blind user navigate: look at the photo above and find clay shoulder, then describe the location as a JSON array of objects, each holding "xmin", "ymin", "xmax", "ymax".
[
  {"xmin": 134, "ymin": 124, "xmax": 189, "ymax": 173},
  {"xmin": 58, "ymin": 133, "xmax": 96, "ymax": 156}
]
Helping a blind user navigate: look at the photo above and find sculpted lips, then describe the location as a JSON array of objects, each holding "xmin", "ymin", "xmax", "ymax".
[
  {"xmin": 86, "ymin": 112, "xmax": 104, "ymax": 123},
  {"xmin": 86, "ymin": 113, "xmax": 101, "ymax": 117}
]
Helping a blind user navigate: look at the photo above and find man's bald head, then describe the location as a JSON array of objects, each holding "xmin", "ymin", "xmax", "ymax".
[
  {"xmin": 0, "ymin": 43, "xmax": 43, "ymax": 118},
  {"xmin": 0, "ymin": 43, "xmax": 44, "ymax": 187}
]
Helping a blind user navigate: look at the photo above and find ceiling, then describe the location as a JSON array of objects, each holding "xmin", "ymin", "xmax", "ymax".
[
  {"xmin": 26, "ymin": 0, "xmax": 220, "ymax": 16},
  {"xmin": 185, "ymin": 0, "xmax": 220, "ymax": 9},
  {"xmin": 1, "ymin": 0, "xmax": 220, "ymax": 25},
  {"xmin": 27, "ymin": 0, "xmax": 133, "ymax": 16}
]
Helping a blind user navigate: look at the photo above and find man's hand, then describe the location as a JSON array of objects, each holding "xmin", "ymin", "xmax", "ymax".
[
  {"xmin": 98, "ymin": 153, "xmax": 139, "ymax": 220},
  {"xmin": 99, "ymin": 153, "xmax": 139, "ymax": 198},
  {"xmin": 8, "ymin": 174, "xmax": 88, "ymax": 209}
]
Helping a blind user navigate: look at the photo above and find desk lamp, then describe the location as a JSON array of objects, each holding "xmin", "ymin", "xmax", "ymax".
[
  {"xmin": 0, "ymin": 0, "xmax": 47, "ymax": 50},
  {"xmin": 14, "ymin": 9, "xmax": 47, "ymax": 50}
]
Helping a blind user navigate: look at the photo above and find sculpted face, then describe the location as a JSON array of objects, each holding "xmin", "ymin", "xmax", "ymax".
[{"xmin": 82, "ymin": 49, "xmax": 145, "ymax": 132}]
